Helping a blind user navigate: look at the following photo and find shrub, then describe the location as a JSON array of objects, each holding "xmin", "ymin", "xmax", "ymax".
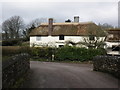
[
  {"xmin": 11, "ymin": 46, "xmax": 106, "ymax": 62},
  {"xmin": 2, "ymin": 46, "xmax": 30, "ymax": 56},
  {"xmin": 30, "ymin": 47, "xmax": 56, "ymax": 60},
  {"xmin": 55, "ymin": 46, "xmax": 106, "ymax": 61},
  {"xmin": 2, "ymin": 39, "xmax": 22, "ymax": 46},
  {"xmin": 2, "ymin": 38, "xmax": 29, "ymax": 46},
  {"xmin": 93, "ymin": 55, "xmax": 120, "ymax": 79}
]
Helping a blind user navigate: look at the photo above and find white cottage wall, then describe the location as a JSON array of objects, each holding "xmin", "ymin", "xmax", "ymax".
[{"xmin": 30, "ymin": 36, "xmax": 105, "ymax": 47}]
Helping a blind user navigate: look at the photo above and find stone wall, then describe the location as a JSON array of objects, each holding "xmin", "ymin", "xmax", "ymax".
[
  {"xmin": 2, "ymin": 53, "xmax": 30, "ymax": 88},
  {"xmin": 93, "ymin": 55, "xmax": 120, "ymax": 79}
]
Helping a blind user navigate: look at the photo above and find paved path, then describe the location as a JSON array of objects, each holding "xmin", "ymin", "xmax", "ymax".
[{"xmin": 22, "ymin": 61, "xmax": 119, "ymax": 88}]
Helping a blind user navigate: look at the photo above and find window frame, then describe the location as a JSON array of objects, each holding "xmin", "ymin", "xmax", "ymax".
[
  {"xmin": 59, "ymin": 35, "xmax": 64, "ymax": 40},
  {"xmin": 89, "ymin": 35, "xmax": 95, "ymax": 41},
  {"xmin": 36, "ymin": 36, "xmax": 41, "ymax": 41},
  {"xmin": 59, "ymin": 45, "xmax": 64, "ymax": 47},
  {"xmin": 112, "ymin": 45, "xmax": 120, "ymax": 51}
]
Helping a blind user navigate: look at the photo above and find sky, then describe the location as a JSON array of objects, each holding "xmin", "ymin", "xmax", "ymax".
[{"xmin": 0, "ymin": 0, "xmax": 119, "ymax": 27}]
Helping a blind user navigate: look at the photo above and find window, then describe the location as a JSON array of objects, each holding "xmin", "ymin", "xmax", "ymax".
[
  {"xmin": 36, "ymin": 36, "xmax": 41, "ymax": 41},
  {"xmin": 59, "ymin": 35, "xmax": 64, "ymax": 40},
  {"xmin": 89, "ymin": 36, "xmax": 95, "ymax": 40},
  {"xmin": 112, "ymin": 45, "xmax": 120, "ymax": 51},
  {"xmin": 108, "ymin": 34, "xmax": 114, "ymax": 38},
  {"xmin": 59, "ymin": 45, "xmax": 64, "ymax": 47}
]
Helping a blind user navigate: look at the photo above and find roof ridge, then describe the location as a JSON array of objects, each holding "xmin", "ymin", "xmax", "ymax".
[{"xmin": 41, "ymin": 22, "xmax": 94, "ymax": 26}]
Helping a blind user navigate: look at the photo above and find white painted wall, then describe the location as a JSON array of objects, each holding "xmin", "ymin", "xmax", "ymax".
[
  {"xmin": 105, "ymin": 42, "xmax": 120, "ymax": 48},
  {"xmin": 30, "ymin": 36, "xmax": 105, "ymax": 48}
]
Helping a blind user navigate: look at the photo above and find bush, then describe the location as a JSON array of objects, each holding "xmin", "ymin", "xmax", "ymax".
[
  {"xmin": 29, "ymin": 46, "xmax": 106, "ymax": 61},
  {"xmin": 55, "ymin": 46, "xmax": 106, "ymax": 61},
  {"xmin": 2, "ymin": 39, "xmax": 22, "ymax": 46},
  {"xmin": 93, "ymin": 55, "xmax": 120, "ymax": 79},
  {"xmin": 2, "ymin": 46, "xmax": 30, "ymax": 56},
  {"xmin": 30, "ymin": 47, "xmax": 56, "ymax": 60},
  {"xmin": 7, "ymin": 46, "xmax": 105, "ymax": 62},
  {"xmin": 2, "ymin": 38, "xmax": 29, "ymax": 46}
]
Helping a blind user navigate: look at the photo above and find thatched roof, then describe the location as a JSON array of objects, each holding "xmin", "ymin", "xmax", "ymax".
[
  {"xmin": 106, "ymin": 29, "xmax": 120, "ymax": 33},
  {"xmin": 29, "ymin": 22, "xmax": 105, "ymax": 36},
  {"xmin": 106, "ymin": 29, "xmax": 120, "ymax": 42}
]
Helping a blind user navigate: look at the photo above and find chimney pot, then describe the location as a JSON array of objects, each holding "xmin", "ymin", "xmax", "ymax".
[{"xmin": 74, "ymin": 16, "xmax": 79, "ymax": 23}]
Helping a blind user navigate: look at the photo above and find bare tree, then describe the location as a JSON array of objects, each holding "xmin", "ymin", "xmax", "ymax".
[
  {"xmin": 2, "ymin": 20, "xmax": 10, "ymax": 39},
  {"xmin": 98, "ymin": 23, "xmax": 114, "ymax": 30},
  {"xmin": 2, "ymin": 16, "xmax": 24, "ymax": 39},
  {"xmin": 23, "ymin": 24, "xmax": 36, "ymax": 40},
  {"xmin": 23, "ymin": 18, "xmax": 47, "ymax": 40},
  {"xmin": 28, "ymin": 18, "xmax": 47, "ymax": 28}
]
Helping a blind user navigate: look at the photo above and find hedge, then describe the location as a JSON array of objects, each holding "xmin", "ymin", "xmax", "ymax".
[
  {"xmin": 55, "ymin": 46, "xmax": 106, "ymax": 61},
  {"xmin": 2, "ymin": 46, "xmax": 106, "ymax": 62},
  {"xmin": 2, "ymin": 38, "xmax": 28, "ymax": 46},
  {"xmin": 2, "ymin": 46, "xmax": 30, "ymax": 56},
  {"xmin": 30, "ymin": 46, "xmax": 106, "ymax": 62},
  {"xmin": 30, "ymin": 47, "xmax": 56, "ymax": 60},
  {"xmin": 2, "ymin": 53, "xmax": 30, "ymax": 88},
  {"xmin": 93, "ymin": 55, "xmax": 120, "ymax": 79}
]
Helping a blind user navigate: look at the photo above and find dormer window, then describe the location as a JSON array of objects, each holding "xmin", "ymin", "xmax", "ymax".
[{"xmin": 59, "ymin": 35, "xmax": 64, "ymax": 40}]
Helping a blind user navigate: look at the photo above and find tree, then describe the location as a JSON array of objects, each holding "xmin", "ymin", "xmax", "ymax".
[
  {"xmin": 23, "ymin": 18, "xmax": 47, "ymax": 41},
  {"xmin": 28, "ymin": 18, "xmax": 47, "ymax": 28},
  {"xmin": 2, "ymin": 16, "xmax": 24, "ymax": 39},
  {"xmin": 2, "ymin": 21, "xmax": 9, "ymax": 39},
  {"xmin": 98, "ymin": 23, "xmax": 114, "ymax": 30},
  {"xmin": 23, "ymin": 24, "xmax": 36, "ymax": 40}
]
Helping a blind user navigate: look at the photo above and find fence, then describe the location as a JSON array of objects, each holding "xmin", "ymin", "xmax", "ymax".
[{"xmin": 2, "ymin": 53, "xmax": 30, "ymax": 88}]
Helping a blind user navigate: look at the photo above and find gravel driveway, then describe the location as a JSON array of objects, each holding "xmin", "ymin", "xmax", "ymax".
[{"xmin": 22, "ymin": 61, "xmax": 119, "ymax": 88}]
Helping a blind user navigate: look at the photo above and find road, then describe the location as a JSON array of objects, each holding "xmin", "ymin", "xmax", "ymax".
[{"xmin": 22, "ymin": 61, "xmax": 119, "ymax": 88}]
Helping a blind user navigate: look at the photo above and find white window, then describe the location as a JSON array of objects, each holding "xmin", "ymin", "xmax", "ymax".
[{"xmin": 36, "ymin": 36, "xmax": 41, "ymax": 41}]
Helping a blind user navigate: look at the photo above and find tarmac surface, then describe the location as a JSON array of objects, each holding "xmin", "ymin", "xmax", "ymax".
[{"xmin": 22, "ymin": 61, "xmax": 119, "ymax": 88}]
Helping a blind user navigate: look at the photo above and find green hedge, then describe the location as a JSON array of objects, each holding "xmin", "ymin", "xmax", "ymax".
[
  {"xmin": 30, "ymin": 47, "xmax": 56, "ymax": 60},
  {"xmin": 2, "ymin": 46, "xmax": 30, "ymax": 56},
  {"xmin": 30, "ymin": 46, "xmax": 106, "ymax": 62},
  {"xmin": 2, "ymin": 38, "xmax": 28, "ymax": 46},
  {"xmin": 93, "ymin": 56, "xmax": 120, "ymax": 79},
  {"xmin": 55, "ymin": 46, "xmax": 106, "ymax": 61},
  {"xmin": 2, "ymin": 46, "xmax": 106, "ymax": 62}
]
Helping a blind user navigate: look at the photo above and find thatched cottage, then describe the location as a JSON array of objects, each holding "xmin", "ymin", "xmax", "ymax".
[{"xmin": 29, "ymin": 16, "xmax": 105, "ymax": 48}]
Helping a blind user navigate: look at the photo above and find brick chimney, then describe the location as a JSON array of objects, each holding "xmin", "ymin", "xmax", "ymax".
[{"xmin": 48, "ymin": 18, "xmax": 53, "ymax": 36}]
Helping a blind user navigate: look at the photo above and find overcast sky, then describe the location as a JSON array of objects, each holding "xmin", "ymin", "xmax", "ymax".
[{"xmin": 0, "ymin": 0, "xmax": 119, "ymax": 27}]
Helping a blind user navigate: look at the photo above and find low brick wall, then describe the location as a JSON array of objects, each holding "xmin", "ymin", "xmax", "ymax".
[
  {"xmin": 93, "ymin": 55, "xmax": 120, "ymax": 79},
  {"xmin": 2, "ymin": 53, "xmax": 30, "ymax": 88}
]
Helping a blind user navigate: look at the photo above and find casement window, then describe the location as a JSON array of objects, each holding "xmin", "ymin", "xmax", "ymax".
[
  {"xmin": 59, "ymin": 35, "xmax": 64, "ymax": 40},
  {"xmin": 36, "ymin": 36, "xmax": 41, "ymax": 41},
  {"xmin": 112, "ymin": 45, "xmax": 120, "ymax": 51},
  {"xmin": 89, "ymin": 36, "xmax": 95, "ymax": 40}
]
